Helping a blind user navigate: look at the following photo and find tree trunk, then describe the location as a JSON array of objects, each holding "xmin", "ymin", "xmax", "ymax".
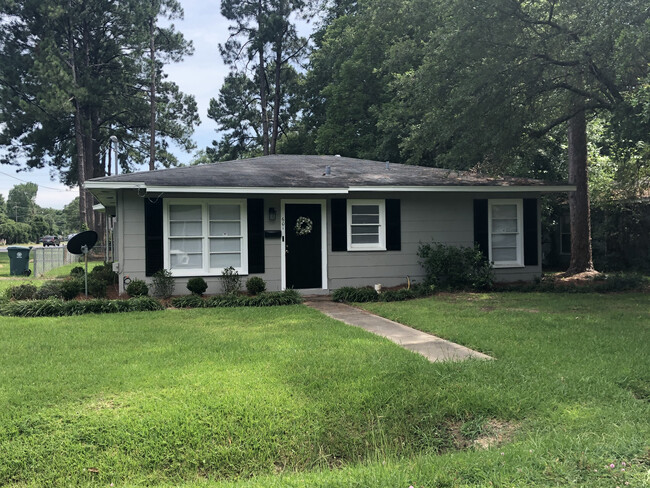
[
  {"xmin": 68, "ymin": 11, "xmax": 87, "ymax": 230},
  {"xmin": 270, "ymin": 40, "xmax": 282, "ymax": 154},
  {"xmin": 149, "ymin": 9, "xmax": 156, "ymax": 171},
  {"xmin": 566, "ymin": 107, "xmax": 595, "ymax": 274},
  {"xmin": 258, "ymin": 0, "xmax": 269, "ymax": 155}
]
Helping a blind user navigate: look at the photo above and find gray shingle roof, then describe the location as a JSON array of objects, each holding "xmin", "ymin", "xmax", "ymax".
[{"xmin": 87, "ymin": 155, "xmax": 566, "ymax": 188}]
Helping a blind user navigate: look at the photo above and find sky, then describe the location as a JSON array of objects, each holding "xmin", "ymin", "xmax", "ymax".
[{"xmin": 0, "ymin": 0, "xmax": 247, "ymax": 210}]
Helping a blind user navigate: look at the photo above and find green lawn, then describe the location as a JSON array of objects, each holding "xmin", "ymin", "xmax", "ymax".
[{"xmin": 0, "ymin": 294, "xmax": 648, "ymax": 487}]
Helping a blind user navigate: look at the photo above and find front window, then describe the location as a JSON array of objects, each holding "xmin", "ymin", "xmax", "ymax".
[
  {"xmin": 489, "ymin": 199, "xmax": 523, "ymax": 267},
  {"xmin": 347, "ymin": 199, "xmax": 386, "ymax": 251},
  {"xmin": 164, "ymin": 199, "xmax": 247, "ymax": 276}
]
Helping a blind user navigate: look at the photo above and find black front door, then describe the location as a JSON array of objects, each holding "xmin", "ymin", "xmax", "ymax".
[{"xmin": 285, "ymin": 203, "xmax": 322, "ymax": 289}]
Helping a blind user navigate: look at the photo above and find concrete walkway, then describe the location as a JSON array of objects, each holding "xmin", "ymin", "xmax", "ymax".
[{"xmin": 305, "ymin": 300, "xmax": 492, "ymax": 363}]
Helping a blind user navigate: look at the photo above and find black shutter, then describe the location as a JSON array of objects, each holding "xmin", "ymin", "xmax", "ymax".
[
  {"xmin": 385, "ymin": 199, "xmax": 401, "ymax": 251},
  {"xmin": 473, "ymin": 199, "xmax": 489, "ymax": 258},
  {"xmin": 144, "ymin": 198, "xmax": 164, "ymax": 276},
  {"xmin": 523, "ymin": 198, "xmax": 539, "ymax": 266},
  {"xmin": 247, "ymin": 198, "xmax": 265, "ymax": 273},
  {"xmin": 331, "ymin": 199, "xmax": 347, "ymax": 251}
]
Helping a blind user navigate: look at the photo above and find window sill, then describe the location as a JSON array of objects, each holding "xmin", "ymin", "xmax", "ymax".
[
  {"xmin": 492, "ymin": 263, "xmax": 525, "ymax": 269},
  {"xmin": 169, "ymin": 269, "xmax": 249, "ymax": 278},
  {"xmin": 347, "ymin": 246, "xmax": 387, "ymax": 252}
]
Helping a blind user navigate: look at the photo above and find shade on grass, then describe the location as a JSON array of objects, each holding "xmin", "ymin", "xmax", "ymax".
[{"xmin": 0, "ymin": 294, "xmax": 648, "ymax": 487}]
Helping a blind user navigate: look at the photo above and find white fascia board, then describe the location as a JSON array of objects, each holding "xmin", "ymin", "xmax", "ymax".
[
  {"xmin": 348, "ymin": 185, "xmax": 576, "ymax": 193},
  {"xmin": 145, "ymin": 186, "xmax": 349, "ymax": 194},
  {"xmin": 92, "ymin": 203, "xmax": 105, "ymax": 212},
  {"xmin": 84, "ymin": 181, "xmax": 145, "ymax": 190}
]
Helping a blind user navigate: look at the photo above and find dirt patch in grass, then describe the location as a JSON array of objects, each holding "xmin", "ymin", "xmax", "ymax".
[{"xmin": 448, "ymin": 419, "xmax": 520, "ymax": 450}]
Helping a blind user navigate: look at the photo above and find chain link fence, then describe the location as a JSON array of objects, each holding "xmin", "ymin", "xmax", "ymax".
[{"xmin": 32, "ymin": 247, "xmax": 80, "ymax": 277}]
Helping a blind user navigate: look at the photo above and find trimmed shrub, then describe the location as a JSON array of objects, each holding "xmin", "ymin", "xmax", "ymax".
[
  {"xmin": 332, "ymin": 286, "xmax": 378, "ymax": 303},
  {"xmin": 205, "ymin": 289, "xmax": 302, "ymax": 308},
  {"xmin": 87, "ymin": 277, "xmax": 107, "ymax": 298},
  {"xmin": 60, "ymin": 279, "xmax": 83, "ymax": 300},
  {"xmin": 171, "ymin": 295, "xmax": 206, "ymax": 308},
  {"xmin": 69, "ymin": 266, "xmax": 85, "ymax": 278},
  {"xmin": 246, "ymin": 276, "xmax": 266, "ymax": 295},
  {"xmin": 186, "ymin": 277, "xmax": 208, "ymax": 296},
  {"xmin": 89, "ymin": 263, "xmax": 117, "ymax": 285},
  {"xmin": 126, "ymin": 279, "xmax": 149, "ymax": 297},
  {"xmin": 152, "ymin": 269, "xmax": 175, "ymax": 299},
  {"xmin": 35, "ymin": 281, "xmax": 63, "ymax": 300},
  {"xmin": 5, "ymin": 283, "xmax": 38, "ymax": 300},
  {"xmin": 418, "ymin": 242, "xmax": 494, "ymax": 291},
  {"xmin": 221, "ymin": 266, "xmax": 241, "ymax": 295},
  {"xmin": 0, "ymin": 296, "xmax": 163, "ymax": 317}
]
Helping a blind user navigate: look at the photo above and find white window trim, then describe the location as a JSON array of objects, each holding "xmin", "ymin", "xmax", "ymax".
[
  {"xmin": 488, "ymin": 199, "xmax": 524, "ymax": 268},
  {"xmin": 346, "ymin": 199, "xmax": 386, "ymax": 251},
  {"xmin": 163, "ymin": 198, "xmax": 248, "ymax": 277}
]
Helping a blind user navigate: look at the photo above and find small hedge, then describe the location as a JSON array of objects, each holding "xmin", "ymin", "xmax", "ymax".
[
  {"xmin": 332, "ymin": 284, "xmax": 434, "ymax": 303},
  {"xmin": 418, "ymin": 242, "xmax": 494, "ymax": 291},
  {"xmin": 187, "ymin": 277, "xmax": 208, "ymax": 296},
  {"xmin": 171, "ymin": 290, "xmax": 302, "ymax": 309},
  {"xmin": 0, "ymin": 296, "xmax": 163, "ymax": 317},
  {"xmin": 126, "ymin": 279, "xmax": 149, "ymax": 297},
  {"xmin": 4, "ymin": 283, "xmax": 37, "ymax": 300},
  {"xmin": 170, "ymin": 295, "xmax": 206, "ymax": 309}
]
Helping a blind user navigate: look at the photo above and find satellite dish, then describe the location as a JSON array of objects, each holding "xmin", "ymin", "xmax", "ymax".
[
  {"xmin": 67, "ymin": 230, "xmax": 98, "ymax": 255},
  {"xmin": 66, "ymin": 230, "xmax": 99, "ymax": 297}
]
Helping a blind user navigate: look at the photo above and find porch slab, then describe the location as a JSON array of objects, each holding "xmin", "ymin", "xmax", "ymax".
[{"xmin": 304, "ymin": 300, "xmax": 492, "ymax": 363}]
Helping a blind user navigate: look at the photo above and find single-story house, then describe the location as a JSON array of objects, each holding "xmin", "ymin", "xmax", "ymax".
[{"xmin": 85, "ymin": 155, "xmax": 575, "ymax": 295}]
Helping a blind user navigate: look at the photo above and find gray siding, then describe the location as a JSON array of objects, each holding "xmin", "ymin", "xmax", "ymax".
[{"xmin": 115, "ymin": 190, "xmax": 542, "ymax": 295}]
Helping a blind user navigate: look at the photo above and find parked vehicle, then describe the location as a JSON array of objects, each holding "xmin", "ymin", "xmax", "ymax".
[{"xmin": 41, "ymin": 235, "xmax": 60, "ymax": 246}]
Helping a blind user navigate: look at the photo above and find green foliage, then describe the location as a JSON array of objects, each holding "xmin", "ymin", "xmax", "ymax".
[
  {"xmin": 171, "ymin": 290, "xmax": 301, "ymax": 308},
  {"xmin": 0, "ymin": 219, "xmax": 31, "ymax": 245},
  {"xmin": 4, "ymin": 283, "xmax": 37, "ymax": 300},
  {"xmin": 418, "ymin": 242, "xmax": 494, "ymax": 291},
  {"xmin": 186, "ymin": 276, "xmax": 208, "ymax": 296},
  {"xmin": 0, "ymin": 296, "xmax": 163, "ymax": 317},
  {"xmin": 87, "ymin": 278, "xmax": 107, "ymax": 299},
  {"xmin": 60, "ymin": 279, "xmax": 82, "ymax": 301},
  {"xmin": 126, "ymin": 279, "xmax": 149, "ymax": 297},
  {"xmin": 89, "ymin": 263, "xmax": 117, "ymax": 285},
  {"xmin": 0, "ymin": 0, "xmax": 197, "ymax": 206},
  {"xmin": 6, "ymin": 183, "xmax": 38, "ymax": 224},
  {"xmin": 170, "ymin": 295, "xmax": 205, "ymax": 308},
  {"xmin": 205, "ymin": 290, "xmax": 302, "ymax": 307},
  {"xmin": 151, "ymin": 269, "xmax": 175, "ymax": 299},
  {"xmin": 35, "ymin": 281, "xmax": 63, "ymax": 300},
  {"xmin": 220, "ymin": 266, "xmax": 241, "ymax": 295},
  {"xmin": 69, "ymin": 266, "xmax": 85, "ymax": 278},
  {"xmin": 333, "ymin": 284, "xmax": 434, "ymax": 303},
  {"xmin": 245, "ymin": 276, "xmax": 266, "ymax": 295},
  {"xmin": 332, "ymin": 286, "xmax": 379, "ymax": 303}
]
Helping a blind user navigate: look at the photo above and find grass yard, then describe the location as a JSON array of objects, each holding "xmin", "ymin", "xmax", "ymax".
[{"xmin": 0, "ymin": 294, "xmax": 648, "ymax": 487}]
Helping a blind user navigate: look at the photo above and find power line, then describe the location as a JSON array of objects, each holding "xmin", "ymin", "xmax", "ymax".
[{"xmin": 0, "ymin": 170, "xmax": 74, "ymax": 192}]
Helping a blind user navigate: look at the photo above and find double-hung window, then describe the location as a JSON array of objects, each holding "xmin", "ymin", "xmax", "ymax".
[
  {"xmin": 488, "ymin": 199, "xmax": 523, "ymax": 267},
  {"xmin": 347, "ymin": 199, "xmax": 386, "ymax": 251},
  {"xmin": 164, "ymin": 199, "xmax": 247, "ymax": 276}
]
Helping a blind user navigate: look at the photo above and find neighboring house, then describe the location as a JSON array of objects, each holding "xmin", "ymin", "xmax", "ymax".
[{"xmin": 85, "ymin": 155, "xmax": 574, "ymax": 295}]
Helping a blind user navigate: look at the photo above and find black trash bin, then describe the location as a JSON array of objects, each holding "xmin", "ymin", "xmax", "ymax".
[{"xmin": 7, "ymin": 246, "xmax": 32, "ymax": 276}]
